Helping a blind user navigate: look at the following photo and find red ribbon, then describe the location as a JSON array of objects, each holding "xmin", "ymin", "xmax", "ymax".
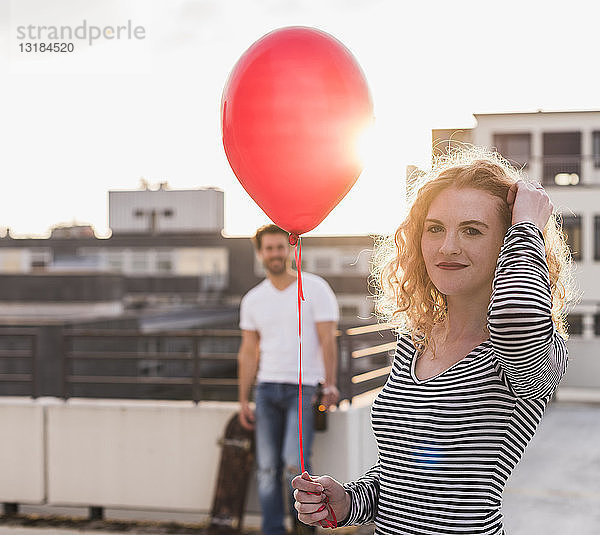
[
  {"xmin": 294, "ymin": 236, "xmax": 306, "ymax": 472},
  {"xmin": 292, "ymin": 234, "xmax": 337, "ymax": 529}
]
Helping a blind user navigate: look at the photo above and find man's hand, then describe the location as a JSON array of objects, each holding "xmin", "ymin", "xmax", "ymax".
[
  {"xmin": 239, "ymin": 401, "xmax": 255, "ymax": 430},
  {"xmin": 316, "ymin": 320, "xmax": 339, "ymax": 408},
  {"xmin": 321, "ymin": 384, "xmax": 340, "ymax": 408},
  {"xmin": 507, "ymin": 180, "xmax": 553, "ymax": 231},
  {"xmin": 237, "ymin": 329, "xmax": 259, "ymax": 431}
]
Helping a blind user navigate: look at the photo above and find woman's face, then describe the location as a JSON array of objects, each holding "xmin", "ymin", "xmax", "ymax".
[{"xmin": 420, "ymin": 187, "xmax": 507, "ymax": 300}]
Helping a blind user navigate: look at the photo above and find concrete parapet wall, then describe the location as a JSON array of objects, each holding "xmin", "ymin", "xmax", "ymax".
[
  {"xmin": 46, "ymin": 399, "xmax": 241, "ymax": 510},
  {"xmin": 0, "ymin": 397, "xmax": 377, "ymax": 513},
  {"xmin": 0, "ymin": 397, "xmax": 47, "ymax": 503},
  {"xmin": 560, "ymin": 339, "xmax": 600, "ymax": 389}
]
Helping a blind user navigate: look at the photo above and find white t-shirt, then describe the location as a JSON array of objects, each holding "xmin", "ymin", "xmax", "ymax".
[{"xmin": 239, "ymin": 272, "xmax": 339, "ymax": 386}]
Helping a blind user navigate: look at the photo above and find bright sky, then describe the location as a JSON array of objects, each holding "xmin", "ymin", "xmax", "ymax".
[{"xmin": 1, "ymin": 0, "xmax": 600, "ymax": 238}]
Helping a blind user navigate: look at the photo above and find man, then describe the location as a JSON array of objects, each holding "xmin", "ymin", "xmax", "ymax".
[{"xmin": 238, "ymin": 224, "xmax": 339, "ymax": 535}]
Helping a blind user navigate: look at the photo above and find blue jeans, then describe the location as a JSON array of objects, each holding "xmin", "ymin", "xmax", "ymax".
[{"xmin": 255, "ymin": 382, "xmax": 317, "ymax": 535}]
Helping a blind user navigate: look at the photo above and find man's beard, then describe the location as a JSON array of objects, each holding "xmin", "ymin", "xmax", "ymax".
[{"xmin": 264, "ymin": 257, "xmax": 287, "ymax": 275}]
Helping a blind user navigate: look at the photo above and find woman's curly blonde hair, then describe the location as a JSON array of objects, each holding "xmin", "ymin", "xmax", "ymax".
[{"xmin": 371, "ymin": 146, "xmax": 576, "ymax": 354}]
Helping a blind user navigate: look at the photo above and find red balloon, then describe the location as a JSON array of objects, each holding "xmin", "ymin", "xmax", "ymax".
[{"xmin": 221, "ymin": 27, "xmax": 373, "ymax": 236}]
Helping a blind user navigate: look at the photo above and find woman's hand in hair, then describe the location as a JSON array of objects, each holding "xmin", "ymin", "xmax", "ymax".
[{"xmin": 507, "ymin": 180, "xmax": 553, "ymax": 231}]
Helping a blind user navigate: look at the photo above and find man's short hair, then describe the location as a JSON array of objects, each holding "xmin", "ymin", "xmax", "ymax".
[{"xmin": 252, "ymin": 224, "xmax": 288, "ymax": 250}]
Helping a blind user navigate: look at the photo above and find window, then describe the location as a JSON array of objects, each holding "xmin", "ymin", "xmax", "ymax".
[
  {"xmin": 131, "ymin": 251, "xmax": 149, "ymax": 272},
  {"xmin": 567, "ymin": 313, "xmax": 583, "ymax": 336},
  {"xmin": 340, "ymin": 253, "xmax": 360, "ymax": 272},
  {"xmin": 30, "ymin": 250, "xmax": 51, "ymax": 272},
  {"xmin": 340, "ymin": 305, "xmax": 359, "ymax": 320},
  {"xmin": 107, "ymin": 251, "xmax": 123, "ymax": 272},
  {"xmin": 593, "ymin": 131, "xmax": 600, "ymax": 168},
  {"xmin": 542, "ymin": 132, "xmax": 582, "ymax": 185},
  {"xmin": 561, "ymin": 214, "xmax": 582, "ymax": 261},
  {"xmin": 156, "ymin": 251, "xmax": 173, "ymax": 274},
  {"xmin": 30, "ymin": 259, "xmax": 47, "ymax": 270},
  {"xmin": 157, "ymin": 259, "xmax": 172, "ymax": 273},
  {"xmin": 204, "ymin": 262, "xmax": 227, "ymax": 290},
  {"xmin": 595, "ymin": 313, "xmax": 600, "ymax": 336},
  {"xmin": 595, "ymin": 216, "xmax": 600, "ymax": 261},
  {"xmin": 493, "ymin": 133, "xmax": 531, "ymax": 168},
  {"xmin": 315, "ymin": 257, "xmax": 333, "ymax": 271}
]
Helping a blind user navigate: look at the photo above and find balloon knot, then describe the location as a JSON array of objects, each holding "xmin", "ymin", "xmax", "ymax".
[{"xmin": 289, "ymin": 233, "xmax": 299, "ymax": 246}]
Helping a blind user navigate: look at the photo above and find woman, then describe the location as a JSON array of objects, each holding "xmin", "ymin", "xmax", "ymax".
[{"xmin": 292, "ymin": 148, "xmax": 574, "ymax": 535}]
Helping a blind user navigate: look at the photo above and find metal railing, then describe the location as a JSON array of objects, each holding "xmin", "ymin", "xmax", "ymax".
[
  {"xmin": 62, "ymin": 325, "xmax": 396, "ymax": 403},
  {"xmin": 540, "ymin": 155, "xmax": 583, "ymax": 185},
  {"xmin": 338, "ymin": 322, "xmax": 396, "ymax": 401},
  {"xmin": 496, "ymin": 154, "xmax": 600, "ymax": 185},
  {"xmin": 0, "ymin": 325, "xmax": 397, "ymax": 403},
  {"xmin": 4, "ymin": 317, "xmax": 600, "ymax": 401},
  {"xmin": 0, "ymin": 328, "xmax": 37, "ymax": 397},
  {"xmin": 62, "ymin": 329, "xmax": 242, "ymax": 402}
]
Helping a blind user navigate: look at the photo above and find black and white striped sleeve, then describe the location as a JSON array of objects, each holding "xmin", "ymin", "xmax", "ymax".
[
  {"xmin": 487, "ymin": 221, "xmax": 568, "ymax": 399},
  {"xmin": 338, "ymin": 461, "xmax": 380, "ymax": 526}
]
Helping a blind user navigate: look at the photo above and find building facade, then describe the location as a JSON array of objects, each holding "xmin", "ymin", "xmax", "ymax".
[
  {"xmin": 109, "ymin": 184, "xmax": 224, "ymax": 234},
  {"xmin": 0, "ymin": 185, "xmax": 376, "ymax": 325}
]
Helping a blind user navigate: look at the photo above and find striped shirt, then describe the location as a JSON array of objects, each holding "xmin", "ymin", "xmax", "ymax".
[{"xmin": 342, "ymin": 222, "xmax": 568, "ymax": 535}]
